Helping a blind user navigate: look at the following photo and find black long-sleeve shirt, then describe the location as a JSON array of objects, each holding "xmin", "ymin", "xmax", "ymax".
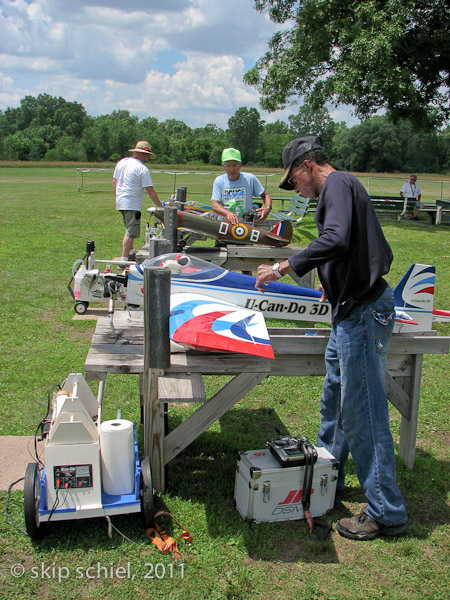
[{"xmin": 288, "ymin": 171, "xmax": 393, "ymax": 326}]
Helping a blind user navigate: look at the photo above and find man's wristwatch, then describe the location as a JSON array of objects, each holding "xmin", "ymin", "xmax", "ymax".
[{"xmin": 272, "ymin": 262, "xmax": 283, "ymax": 279}]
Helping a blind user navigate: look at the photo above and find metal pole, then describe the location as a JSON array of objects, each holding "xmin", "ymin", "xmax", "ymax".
[
  {"xmin": 176, "ymin": 186, "xmax": 187, "ymax": 205},
  {"xmin": 148, "ymin": 238, "xmax": 172, "ymax": 259},
  {"xmin": 143, "ymin": 266, "xmax": 171, "ymax": 491},
  {"xmin": 164, "ymin": 205, "xmax": 179, "ymax": 252},
  {"xmin": 143, "ymin": 267, "xmax": 170, "ymax": 371}
]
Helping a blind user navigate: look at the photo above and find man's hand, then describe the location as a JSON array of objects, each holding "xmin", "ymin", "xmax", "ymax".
[
  {"xmin": 318, "ymin": 284, "xmax": 327, "ymax": 303},
  {"xmin": 224, "ymin": 210, "xmax": 239, "ymax": 225},
  {"xmin": 257, "ymin": 205, "xmax": 271, "ymax": 221},
  {"xmin": 255, "ymin": 264, "xmax": 277, "ymax": 292}
]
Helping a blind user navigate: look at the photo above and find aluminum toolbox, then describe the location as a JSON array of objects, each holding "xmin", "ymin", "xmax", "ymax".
[{"xmin": 234, "ymin": 446, "xmax": 339, "ymax": 523}]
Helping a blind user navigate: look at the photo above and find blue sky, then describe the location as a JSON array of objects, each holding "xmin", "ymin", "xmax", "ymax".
[{"xmin": 0, "ymin": 0, "xmax": 359, "ymax": 128}]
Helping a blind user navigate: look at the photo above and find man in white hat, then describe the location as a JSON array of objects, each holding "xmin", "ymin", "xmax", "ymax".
[{"xmin": 113, "ymin": 141, "xmax": 162, "ymax": 261}]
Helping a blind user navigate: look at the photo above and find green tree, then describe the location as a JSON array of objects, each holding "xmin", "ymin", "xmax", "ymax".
[
  {"xmin": 332, "ymin": 116, "xmax": 443, "ymax": 172},
  {"xmin": 191, "ymin": 137, "xmax": 213, "ymax": 163},
  {"xmin": 245, "ymin": 0, "xmax": 450, "ymax": 129},
  {"xmin": 4, "ymin": 131, "xmax": 34, "ymax": 160},
  {"xmin": 227, "ymin": 107, "xmax": 264, "ymax": 164},
  {"xmin": 44, "ymin": 135, "xmax": 86, "ymax": 161},
  {"xmin": 106, "ymin": 110, "xmax": 139, "ymax": 160},
  {"xmin": 288, "ymin": 104, "xmax": 345, "ymax": 160},
  {"xmin": 209, "ymin": 138, "xmax": 228, "ymax": 165},
  {"xmin": 259, "ymin": 120, "xmax": 290, "ymax": 167}
]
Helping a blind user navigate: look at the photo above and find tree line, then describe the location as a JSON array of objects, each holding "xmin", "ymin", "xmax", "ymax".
[{"xmin": 1, "ymin": 94, "xmax": 449, "ymax": 173}]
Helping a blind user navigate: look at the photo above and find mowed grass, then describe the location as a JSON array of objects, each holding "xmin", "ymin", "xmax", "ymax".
[{"xmin": 0, "ymin": 164, "xmax": 449, "ymax": 600}]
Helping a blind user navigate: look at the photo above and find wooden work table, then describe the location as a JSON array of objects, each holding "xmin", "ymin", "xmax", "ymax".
[{"xmin": 84, "ymin": 310, "xmax": 450, "ymax": 492}]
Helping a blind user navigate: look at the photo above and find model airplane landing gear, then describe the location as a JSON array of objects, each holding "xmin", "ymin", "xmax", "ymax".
[{"xmin": 74, "ymin": 301, "xmax": 89, "ymax": 314}]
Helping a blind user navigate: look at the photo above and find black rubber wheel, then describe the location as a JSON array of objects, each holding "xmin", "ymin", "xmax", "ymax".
[
  {"xmin": 140, "ymin": 456, "xmax": 155, "ymax": 528},
  {"xmin": 74, "ymin": 301, "xmax": 89, "ymax": 314},
  {"xmin": 24, "ymin": 462, "xmax": 43, "ymax": 539}
]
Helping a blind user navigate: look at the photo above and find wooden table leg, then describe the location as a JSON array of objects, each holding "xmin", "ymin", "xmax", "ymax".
[
  {"xmin": 398, "ymin": 354, "xmax": 423, "ymax": 469},
  {"xmin": 163, "ymin": 371, "xmax": 268, "ymax": 466},
  {"xmin": 143, "ymin": 367, "xmax": 165, "ymax": 492}
]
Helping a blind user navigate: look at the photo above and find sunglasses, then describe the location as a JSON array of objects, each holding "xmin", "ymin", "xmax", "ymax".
[{"xmin": 287, "ymin": 160, "xmax": 308, "ymax": 187}]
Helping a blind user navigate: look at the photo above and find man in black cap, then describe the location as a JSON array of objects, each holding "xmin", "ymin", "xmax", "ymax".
[{"xmin": 255, "ymin": 137, "xmax": 408, "ymax": 541}]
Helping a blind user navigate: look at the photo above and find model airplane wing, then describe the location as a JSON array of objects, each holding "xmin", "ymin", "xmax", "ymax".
[
  {"xmin": 432, "ymin": 308, "xmax": 450, "ymax": 323},
  {"xmin": 170, "ymin": 292, "xmax": 274, "ymax": 359}
]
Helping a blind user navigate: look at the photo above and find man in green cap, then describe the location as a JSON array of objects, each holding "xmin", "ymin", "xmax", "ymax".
[{"xmin": 211, "ymin": 147, "xmax": 272, "ymax": 225}]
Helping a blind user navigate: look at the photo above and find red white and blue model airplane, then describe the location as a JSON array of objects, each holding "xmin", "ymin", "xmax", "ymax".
[
  {"xmin": 393, "ymin": 263, "xmax": 450, "ymax": 331},
  {"xmin": 126, "ymin": 255, "xmax": 450, "ymax": 336},
  {"xmin": 69, "ymin": 244, "xmax": 450, "ymax": 358}
]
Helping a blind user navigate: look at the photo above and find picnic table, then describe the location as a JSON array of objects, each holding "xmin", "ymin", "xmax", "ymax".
[
  {"xmin": 84, "ymin": 299, "xmax": 450, "ymax": 493},
  {"xmin": 435, "ymin": 198, "xmax": 450, "ymax": 225}
]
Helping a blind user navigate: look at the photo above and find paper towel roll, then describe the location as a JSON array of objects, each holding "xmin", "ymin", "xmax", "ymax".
[{"xmin": 100, "ymin": 419, "xmax": 135, "ymax": 495}]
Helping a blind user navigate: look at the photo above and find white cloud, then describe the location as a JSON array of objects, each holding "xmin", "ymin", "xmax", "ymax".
[
  {"xmin": 99, "ymin": 54, "xmax": 260, "ymax": 127},
  {"xmin": 0, "ymin": 0, "xmax": 359, "ymax": 128}
]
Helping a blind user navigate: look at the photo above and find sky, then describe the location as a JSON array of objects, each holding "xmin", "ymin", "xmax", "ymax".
[{"xmin": 0, "ymin": 0, "xmax": 359, "ymax": 129}]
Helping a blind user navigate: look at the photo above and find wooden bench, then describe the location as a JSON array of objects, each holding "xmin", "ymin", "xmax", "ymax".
[
  {"xmin": 372, "ymin": 199, "xmax": 449, "ymax": 225},
  {"xmin": 370, "ymin": 196, "xmax": 416, "ymax": 220},
  {"xmin": 421, "ymin": 203, "xmax": 440, "ymax": 225},
  {"xmin": 271, "ymin": 194, "xmax": 317, "ymax": 223}
]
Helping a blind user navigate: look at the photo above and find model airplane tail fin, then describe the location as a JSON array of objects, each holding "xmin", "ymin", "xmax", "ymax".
[
  {"xmin": 266, "ymin": 220, "xmax": 293, "ymax": 246},
  {"xmin": 394, "ymin": 264, "xmax": 435, "ymax": 332}
]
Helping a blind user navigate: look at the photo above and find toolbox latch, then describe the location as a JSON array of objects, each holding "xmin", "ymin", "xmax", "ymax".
[
  {"xmin": 320, "ymin": 474, "xmax": 328, "ymax": 495},
  {"xmin": 262, "ymin": 481, "xmax": 271, "ymax": 503}
]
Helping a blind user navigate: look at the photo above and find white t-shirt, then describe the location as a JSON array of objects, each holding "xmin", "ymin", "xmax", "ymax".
[
  {"xmin": 211, "ymin": 172, "xmax": 265, "ymax": 219},
  {"xmin": 400, "ymin": 181, "xmax": 421, "ymax": 199},
  {"xmin": 114, "ymin": 157, "xmax": 154, "ymax": 210}
]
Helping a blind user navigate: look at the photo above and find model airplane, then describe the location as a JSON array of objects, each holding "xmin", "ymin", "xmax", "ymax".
[
  {"xmin": 69, "ymin": 243, "xmax": 449, "ymax": 345},
  {"xmin": 126, "ymin": 255, "xmax": 450, "ymax": 333},
  {"xmin": 146, "ymin": 206, "xmax": 293, "ymax": 247},
  {"xmin": 68, "ymin": 242, "xmax": 274, "ymax": 358}
]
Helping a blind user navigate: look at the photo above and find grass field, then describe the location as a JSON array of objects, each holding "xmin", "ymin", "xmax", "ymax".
[{"xmin": 0, "ymin": 164, "xmax": 449, "ymax": 600}]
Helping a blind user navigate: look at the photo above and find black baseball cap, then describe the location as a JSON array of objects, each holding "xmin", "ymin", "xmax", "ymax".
[{"xmin": 279, "ymin": 136, "xmax": 325, "ymax": 190}]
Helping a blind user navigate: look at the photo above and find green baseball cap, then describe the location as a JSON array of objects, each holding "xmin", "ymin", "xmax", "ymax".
[{"xmin": 221, "ymin": 148, "xmax": 242, "ymax": 163}]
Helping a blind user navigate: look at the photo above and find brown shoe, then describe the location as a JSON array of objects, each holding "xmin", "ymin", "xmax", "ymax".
[{"xmin": 337, "ymin": 512, "xmax": 407, "ymax": 541}]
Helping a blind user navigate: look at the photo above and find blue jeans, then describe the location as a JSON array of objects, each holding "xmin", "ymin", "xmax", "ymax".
[{"xmin": 317, "ymin": 286, "xmax": 408, "ymax": 526}]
